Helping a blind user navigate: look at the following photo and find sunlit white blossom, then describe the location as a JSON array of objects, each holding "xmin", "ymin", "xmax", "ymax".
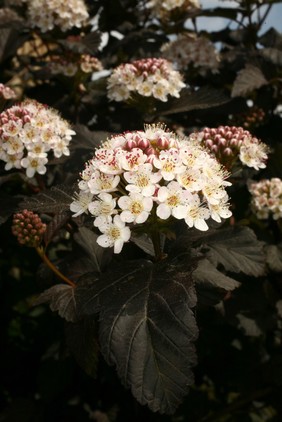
[{"xmin": 97, "ymin": 215, "xmax": 131, "ymax": 254}]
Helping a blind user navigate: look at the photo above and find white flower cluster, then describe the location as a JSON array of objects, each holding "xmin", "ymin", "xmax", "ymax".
[
  {"xmin": 199, "ymin": 126, "xmax": 269, "ymax": 171},
  {"xmin": 50, "ymin": 55, "xmax": 103, "ymax": 78},
  {"xmin": 107, "ymin": 58, "xmax": 185, "ymax": 103},
  {"xmin": 71, "ymin": 124, "xmax": 232, "ymax": 254},
  {"xmin": 0, "ymin": 83, "xmax": 16, "ymax": 100},
  {"xmin": 161, "ymin": 34, "xmax": 220, "ymax": 75},
  {"xmin": 248, "ymin": 178, "xmax": 282, "ymax": 220},
  {"xmin": 26, "ymin": 0, "xmax": 89, "ymax": 32},
  {"xmin": 0, "ymin": 99, "xmax": 75, "ymax": 178},
  {"xmin": 146, "ymin": 0, "xmax": 199, "ymax": 13}
]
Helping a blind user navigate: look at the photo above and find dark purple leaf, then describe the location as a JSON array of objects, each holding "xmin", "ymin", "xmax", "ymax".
[
  {"xmin": 76, "ymin": 259, "xmax": 198, "ymax": 414},
  {"xmin": 34, "ymin": 284, "xmax": 78, "ymax": 322}
]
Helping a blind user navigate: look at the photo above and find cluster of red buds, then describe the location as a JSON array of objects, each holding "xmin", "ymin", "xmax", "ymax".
[
  {"xmin": 12, "ymin": 210, "xmax": 46, "ymax": 247},
  {"xmin": 198, "ymin": 125, "xmax": 268, "ymax": 171},
  {"xmin": 230, "ymin": 107, "xmax": 266, "ymax": 130}
]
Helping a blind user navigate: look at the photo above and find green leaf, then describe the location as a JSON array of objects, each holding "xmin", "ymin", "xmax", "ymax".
[
  {"xmin": 76, "ymin": 259, "xmax": 198, "ymax": 414},
  {"xmin": 19, "ymin": 185, "xmax": 74, "ymax": 214},
  {"xmin": 199, "ymin": 226, "xmax": 265, "ymax": 277},
  {"xmin": 265, "ymin": 244, "xmax": 282, "ymax": 273},
  {"xmin": 65, "ymin": 316, "xmax": 99, "ymax": 378},
  {"xmin": 34, "ymin": 284, "xmax": 78, "ymax": 322}
]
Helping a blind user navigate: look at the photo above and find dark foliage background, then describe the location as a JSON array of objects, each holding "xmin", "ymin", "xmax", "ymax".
[{"xmin": 1, "ymin": 0, "xmax": 282, "ymax": 421}]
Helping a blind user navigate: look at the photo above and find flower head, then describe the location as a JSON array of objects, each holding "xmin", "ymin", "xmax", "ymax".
[
  {"xmin": 0, "ymin": 83, "xmax": 17, "ymax": 100},
  {"xmin": 146, "ymin": 0, "xmax": 200, "ymax": 20},
  {"xmin": 197, "ymin": 125, "xmax": 269, "ymax": 171},
  {"xmin": 161, "ymin": 34, "xmax": 220, "ymax": 75},
  {"xmin": 26, "ymin": 0, "xmax": 89, "ymax": 32},
  {"xmin": 107, "ymin": 58, "xmax": 185, "ymax": 103},
  {"xmin": 0, "ymin": 99, "xmax": 75, "ymax": 177},
  {"xmin": 71, "ymin": 124, "xmax": 232, "ymax": 254},
  {"xmin": 12, "ymin": 209, "xmax": 46, "ymax": 247},
  {"xmin": 248, "ymin": 178, "xmax": 282, "ymax": 220}
]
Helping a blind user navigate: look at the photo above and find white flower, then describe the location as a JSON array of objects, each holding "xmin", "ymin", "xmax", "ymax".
[
  {"xmin": 183, "ymin": 195, "xmax": 210, "ymax": 231},
  {"xmin": 118, "ymin": 193, "xmax": 153, "ymax": 224},
  {"xmin": 156, "ymin": 181, "xmax": 189, "ymax": 220},
  {"xmin": 154, "ymin": 148, "xmax": 185, "ymax": 181},
  {"xmin": 70, "ymin": 191, "xmax": 94, "ymax": 217},
  {"xmin": 119, "ymin": 148, "xmax": 147, "ymax": 171},
  {"xmin": 21, "ymin": 154, "xmax": 48, "ymax": 178},
  {"xmin": 88, "ymin": 170, "xmax": 120, "ymax": 194},
  {"xmin": 89, "ymin": 193, "xmax": 117, "ymax": 226},
  {"xmin": 124, "ymin": 163, "xmax": 162, "ymax": 197},
  {"xmin": 97, "ymin": 215, "xmax": 131, "ymax": 253},
  {"xmin": 239, "ymin": 139, "xmax": 268, "ymax": 170},
  {"xmin": 208, "ymin": 195, "xmax": 232, "ymax": 223}
]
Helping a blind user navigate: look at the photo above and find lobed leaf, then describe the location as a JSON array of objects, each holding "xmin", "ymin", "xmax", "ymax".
[
  {"xmin": 193, "ymin": 258, "xmax": 240, "ymax": 291},
  {"xmin": 231, "ymin": 64, "xmax": 268, "ymax": 98},
  {"xmin": 76, "ymin": 259, "xmax": 198, "ymax": 414},
  {"xmin": 19, "ymin": 185, "xmax": 74, "ymax": 214},
  {"xmin": 199, "ymin": 226, "xmax": 265, "ymax": 277},
  {"xmin": 157, "ymin": 87, "xmax": 230, "ymax": 116},
  {"xmin": 34, "ymin": 284, "xmax": 78, "ymax": 322}
]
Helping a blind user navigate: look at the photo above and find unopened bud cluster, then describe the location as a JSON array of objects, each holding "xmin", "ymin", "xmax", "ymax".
[
  {"xmin": 12, "ymin": 209, "xmax": 46, "ymax": 247},
  {"xmin": 161, "ymin": 34, "xmax": 220, "ymax": 75},
  {"xmin": 50, "ymin": 55, "xmax": 103, "ymax": 77},
  {"xmin": 0, "ymin": 99, "xmax": 75, "ymax": 178},
  {"xmin": 198, "ymin": 126, "xmax": 268, "ymax": 171},
  {"xmin": 71, "ymin": 123, "xmax": 232, "ymax": 254},
  {"xmin": 0, "ymin": 83, "xmax": 16, "ymax": 100},
  {"xmin": 248, "ymin": 178, "xmax": 282, "ymax": 220},
  {"xmin": 231, "ymin": 107, "xmax": 266, "ymax": 130},
  {"xmin": 26, "ymin": 0, "xmax": 89, "ymax": 32},
  {"xmin": 107, "ymin": 58, "xmax": 185, "ymax": 103}
]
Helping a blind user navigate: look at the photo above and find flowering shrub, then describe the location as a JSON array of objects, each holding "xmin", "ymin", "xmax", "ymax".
[
  {"xmin": 0, "ymin": 99, "xmax": 75, "ymax": 177},
  {"xmin": 107, "ymin": 58, "xmax": 185, "ymax": 102},
  {"xmin": 1, "ymin": 0, "xmax": 282, "ymax": 420}
]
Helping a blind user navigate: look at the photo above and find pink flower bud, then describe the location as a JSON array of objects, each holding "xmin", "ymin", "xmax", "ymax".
[
  {"xmin": 157, "ymin": 137, "xmax": 169, "ymax": 149},
  {"xmin": 223, "ymin": 148, "xmax": 233, "ymax": 156},
  {"xmin": 137, "ymin": 138, "xmax": 150, "ymax": 150},
  {"xmin": 125, "ymin": 140, "xmax": 137, "ymax": 150}
]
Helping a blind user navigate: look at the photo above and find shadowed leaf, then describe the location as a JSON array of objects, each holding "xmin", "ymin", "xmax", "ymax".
[
  {"xmin": 72, "ymin": 124, "xmax": 112, "ymax": 150},
  {"xmin": 34, "ymin": 284, "xmax": 78, "ymax": 322},
  {"xmin": 19, "ymin": 185, "xmax": 74, "ymax": 213},
  {"xmin": 65, "ymin": 316, "xmax": 99, "ymax": 378},
  {"xmin": 74, "ymin": 227, "xmax": 112, "ymax": 273},
  {"xmin": 76, "ymin": 259, "xmax": 198, "ymax": 414},
  {"xmin": 199, "ymin": 226, "xmax": 265, "ymax": 277},
  {"xmin": 265, "ymin": 244, "xmax": 282, "ymax": 273},
  {"xmin": 193, "ymin": 258, "xmax": 240, "ymax": 291},
  {"xmin": 157, "ymin": 87, "xmax": 229, "ymax": 116},
  {"xmin": 43, "ymin": 212, "xmax": 70, "ymax": 246},
  {"xmin": 231, "ymin": 65, "xmax": 268, "ymax": 98}
]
